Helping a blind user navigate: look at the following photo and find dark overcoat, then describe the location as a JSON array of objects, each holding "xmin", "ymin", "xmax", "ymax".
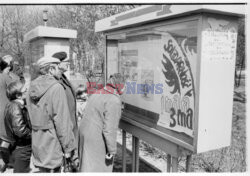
[{"xmin": 60, "ymin": 74, "xmax": 78, "ymax": 139}]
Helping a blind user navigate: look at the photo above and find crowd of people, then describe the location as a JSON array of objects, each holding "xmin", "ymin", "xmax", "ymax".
[{"xmin": 0, "ymin": 52, "xmax": 125, "ymax": 173}]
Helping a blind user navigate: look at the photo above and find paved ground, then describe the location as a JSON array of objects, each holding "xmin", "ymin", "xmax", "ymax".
[{"xmin": 3, "ymin": 143, "xmax": 158, "ymax": 173}]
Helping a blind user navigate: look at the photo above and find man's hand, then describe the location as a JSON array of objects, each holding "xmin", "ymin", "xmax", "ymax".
[
  {"xmin": 71, "ymin": 157, "xmax": 79, "ymax": 171},
  {"xmin": 0, "ymin": 158, "xmax": 7, "ymax": 173},
  {"xmin": 105, "ymin": 153, "xmax": 114, "ymax": 166},
  {"xmin": 64, "ymin": 150, "xmax": 79, "ymax": 172},
  {"xmin": 0, "ymin": 158, "xmax": 4, "ymax": 170},
  {"xmin": 64, "ymin": 152, "xmax": 71, "ymax": 159}
]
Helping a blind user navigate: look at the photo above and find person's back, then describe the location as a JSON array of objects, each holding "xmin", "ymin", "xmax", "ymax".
[
  {"xmin": 83, "ymin": 90, "xmax": 120, "ymax": 125},
  {"xmin": 79, "ymin": 86, "xmax": 122, "ymax": 172},
  {"xmin": 27, "ymin": 74, "xmax": 76, "ymax": 170},
  {"xmin": 26, "ymin": 57, "xmax": 78, "ymax": 172}
]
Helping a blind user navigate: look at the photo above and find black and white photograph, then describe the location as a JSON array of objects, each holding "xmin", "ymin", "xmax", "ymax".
[{"xmin": 0, "ymin": 0, "xmax": 248, "ymax": 173}]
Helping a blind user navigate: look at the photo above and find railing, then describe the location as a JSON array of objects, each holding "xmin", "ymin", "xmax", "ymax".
[{"xmin": 120, "ymin": 129, "xmax": 192, "ymax": 172}]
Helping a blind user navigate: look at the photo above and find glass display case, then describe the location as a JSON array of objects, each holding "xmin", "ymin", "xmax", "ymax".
[{"xmin": 97, "ymin": 4, "xmax": 244, "ymax": 154}]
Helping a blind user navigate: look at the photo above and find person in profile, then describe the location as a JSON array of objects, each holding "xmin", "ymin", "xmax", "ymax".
[
  {"xmin": 52, "ymin": 51, "xmax": 78, "ymax": 140},
  {"xmin": 78, "ymin": 73, "xmax": 126, "ymax": 172},
  {"xmin": 4, "ymin": 81, "xmax": 31, "ymax": 173}
]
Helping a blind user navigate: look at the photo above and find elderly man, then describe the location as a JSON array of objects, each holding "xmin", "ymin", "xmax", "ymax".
[
  {"xmin": 78, "ymin": 73, "xmax": 125, "ymax": 172},
  {"xmin": 26, "ymin": 56, "xmax": 78, "ymax": 172},
  {"xmin": 52, "ymin": 52, "xmax": 78, "ymax": 138}
]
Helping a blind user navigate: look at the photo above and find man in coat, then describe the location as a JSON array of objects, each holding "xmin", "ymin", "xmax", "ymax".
[
  {"xmin": 52, "ymin": 52, "xmax": 78, "ymax": 139},
  {"xmin": 78, "ymin": 73, "xmax": 125, "ymax": 172},
  {"xmin": 26, "ymin": 56, "xmax": 78, "ymax": 172}
]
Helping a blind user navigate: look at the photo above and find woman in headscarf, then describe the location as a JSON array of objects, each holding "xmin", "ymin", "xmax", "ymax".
[{"xmin": 78, "ymin": 73, "xmax": 126, "ymax": 172}]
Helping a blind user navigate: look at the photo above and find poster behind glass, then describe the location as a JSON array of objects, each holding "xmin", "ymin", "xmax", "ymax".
[{"xmin": 108, "ymin": 20, "xmax": 198, "ymax": 137}]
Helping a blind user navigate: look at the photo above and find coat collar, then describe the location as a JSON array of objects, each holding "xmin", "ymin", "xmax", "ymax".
[
  {"xmin": 61, "ymin": 74, "xmax": 71, "ymax": 87},
  {"xmin": 60, "ymin": 74, "xmax": 76, "ymax": 98},
  {"xmin": 13, "ymin": 99, "xmax": 25, "ymax": 109},
  {"xmin": 103, "ymin": 86, "xmax": 120, "ymax": 98}
]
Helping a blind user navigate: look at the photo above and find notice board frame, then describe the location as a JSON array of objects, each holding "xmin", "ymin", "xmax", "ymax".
[{"xmin": 102, "ymin": 8, "xmax": 241, "ymax": 155}]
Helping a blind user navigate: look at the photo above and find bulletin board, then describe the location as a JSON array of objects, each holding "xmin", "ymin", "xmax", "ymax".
[
  {"xmin": 107, "ymin": 18, "xmax": 198, "ymax": 149},
  {"xmin": 102, "ymin": 5, "xmax": 243, "ymax": 155}
]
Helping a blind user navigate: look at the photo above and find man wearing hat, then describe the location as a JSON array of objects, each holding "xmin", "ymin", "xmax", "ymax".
[
  {"xmin": 26, "ymin": 56, "xmax": 78, "ymax": 172},
  {"xmin": 52, "ymin": 52, "xmax": 78, "ymax": 140}
]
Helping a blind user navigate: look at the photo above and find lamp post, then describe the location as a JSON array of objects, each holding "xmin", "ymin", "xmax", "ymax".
[{"xmin": 43, "ymin": 9, "xmax": 48, "ymax": 26}]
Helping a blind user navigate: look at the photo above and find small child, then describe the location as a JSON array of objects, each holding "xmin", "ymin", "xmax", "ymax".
[
  {"xmin": 4, "ymin": 81, "xmax": 31, "ymax": 173},
  {"xmin": 76, "ymin": 84, "xmax": 88, "ymax": 124}
]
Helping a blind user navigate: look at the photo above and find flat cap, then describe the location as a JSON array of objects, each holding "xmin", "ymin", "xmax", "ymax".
[
  {"xmin": 52, "ymin": 51, "xmax": 69, "ymax": 62},
  {"xmin": 36, "ymin": 56, "xmax": 60, "ymax": 68},
  {"xmin": 2, "ymin": 55, "xmax": 13, "ymax": 65}
]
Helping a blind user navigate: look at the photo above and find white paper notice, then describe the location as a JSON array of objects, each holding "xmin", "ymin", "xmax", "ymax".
[{"xmin": 202, "ymin": 30, "xmax": 237, "ymax": 60}]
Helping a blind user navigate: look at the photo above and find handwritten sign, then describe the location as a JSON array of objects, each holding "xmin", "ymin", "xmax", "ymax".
[{"xmin": 202, "ymin": 30, "xmax": 237, "ymax": 60}]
